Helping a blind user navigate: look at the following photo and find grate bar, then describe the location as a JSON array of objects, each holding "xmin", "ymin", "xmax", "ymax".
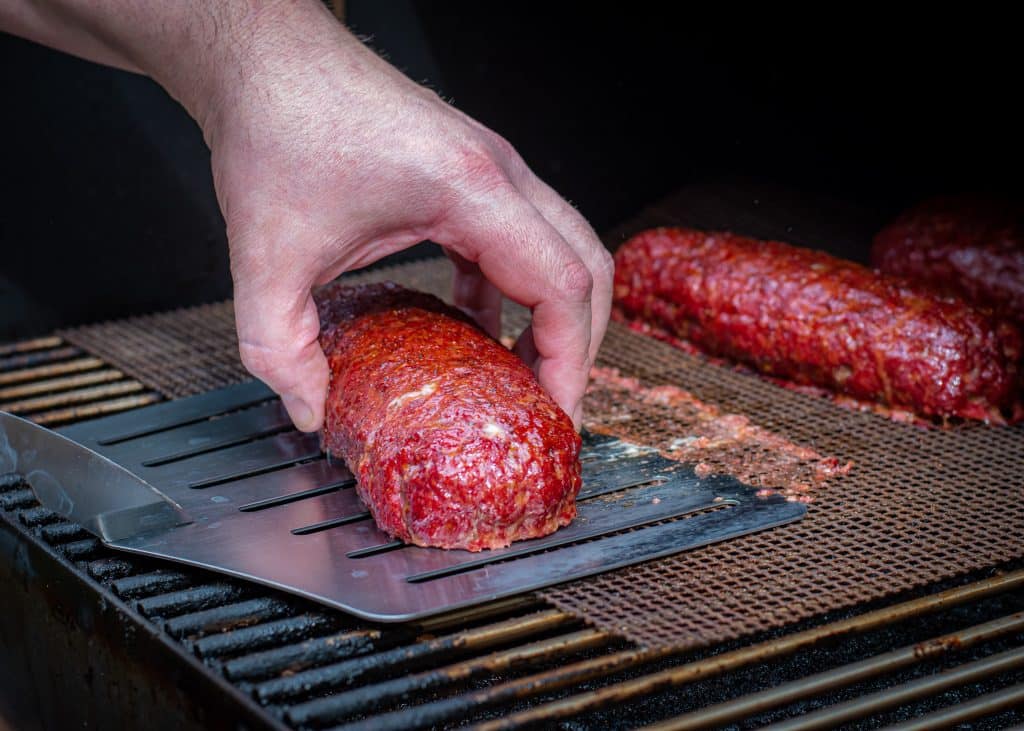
[
  {"xmin": 288, "ymin": 628, "xmax": 613, "ymax": 728},
  {"xmin": 111, "ymin": 570, "xmax": 195, "ymax": 599},
  {"xmin": 30, "ymin": 393, "xmax": 162, "ymax": 425},
  {"xmin": 0, "ymin": 488, "xmax": 41, "ymax": 511},
  {"xmin": 763, "ymin": 646, "xmax": 1024, "ymax": 731},
  {"xmin": 191, "ymin": 612, "xmax": 339, "ymax": 661},
  {"xmin": 163, "ymin": 597, "xmax": 295, "ymax": 640},
  {"xmin": 85, "ymin": 557, "xmax": 136, "ymax": 581},
  {"xmin": 0, "ymin": 380, "xmax": 142, "ymax": 415},
  {"xmin": 0, "ymin": 335, "xmax": 63, "ymax": 357},
  {"xmin": 38, "ymin": 521, "xmax": 91, "ymax": 543},
  {"xmin": 464, "ymin": 569, "xmax": 1024, "ymax": 730},
  {"xmin": 883, "ymin": 682, "xmax": 1024, "ymax": 731},
  {"xmin": 332, "ymin": 646, "xmax": 667, "ymax": 731},
  {"xmin": 252, "ymin": 609, "xmax": 577, "ymax": 705},
  {"xmin": 18, "ymin": 506, "xmax": 61, "ymax": 527},
  {"xmin": 643, "ymin": 611, "xmax": 1024, "ymax": 730},
  {"xmin": 0, "ymin": 345, "xmax": 82, "ymax": 372},
  {"xmin": 0, "ymin": 368, "xmax": 125, "ymax": 401},
  {"xmin": 222, "ymin": 629, "xmax": 384, "ymax": 683},
  {"xmin": 56, "ymin": 537, "xmax": 103, "ymax": 561},
  {"xmin": 136, "ymin": 583, "xmax": 251, "ymax": 620},
  {"xmin": 0, "ymin": 356, "xmax": 105, "ymax": 386}
]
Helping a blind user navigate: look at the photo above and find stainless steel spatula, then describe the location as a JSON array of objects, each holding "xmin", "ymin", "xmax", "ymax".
[
  {"xmin": 0, "ymin": 411, "xmax": 190, "ymax": 541},
  {"xmin": 2, "ymin": 380, "xmax": 805, "ymax": 621}
]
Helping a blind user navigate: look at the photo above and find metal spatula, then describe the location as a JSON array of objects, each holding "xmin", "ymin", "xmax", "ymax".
[
  {"xmin": 2, "ymin": 380, "xmax": 805, "ymax": 621},
  {"xmin": 0, "ymin": 411, "xmax": 190, "ymax": 541}
]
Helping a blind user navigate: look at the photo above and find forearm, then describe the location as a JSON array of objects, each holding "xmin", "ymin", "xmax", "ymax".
[
  {"xmin": 1, "ymin": 0, "xmax": 612, "ymax": 432},
  {"xmin": 0, "ymin": 0, "xmax": 356, "ymax": 131}
]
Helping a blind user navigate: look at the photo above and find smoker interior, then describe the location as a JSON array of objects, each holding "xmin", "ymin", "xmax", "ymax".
[{"xmin": 52, "ymin": 210, "xmax": 1024, "ymax": 654}]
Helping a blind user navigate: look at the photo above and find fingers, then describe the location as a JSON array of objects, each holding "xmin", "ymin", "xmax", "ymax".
[
  {"xmin": 441, "ymin": 188, "xmax": 593, "ymax": 428},
  {"xmin": 512, "ymin": 174, "xmax": 615, "ymax": 368},
  {"xmin": 445, "ymin": 248, "xmax": 503, "ymax": 339},
  {"xmin": 513, "ymin": 323, "xmax": 540, "ymax": 369},
  {"xmin": 231, "ymin": 233, "xmax": 330, "ymax": 433}
]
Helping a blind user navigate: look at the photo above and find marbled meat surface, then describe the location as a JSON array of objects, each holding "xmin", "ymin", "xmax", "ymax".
[
  {"xmin": 613, "ymin": 227, "xmax": 1021, "ymax": 422},
  {"xmin": 872, "ymin": 195, "xmax": 1024, "ymax": 326},
  {"xmin": 316, "ymin": 281, "xmax": 581, "ymax": 551}
]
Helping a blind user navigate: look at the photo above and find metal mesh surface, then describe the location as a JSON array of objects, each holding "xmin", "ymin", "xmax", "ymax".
[
  {"xmin": 60, "ymin": 202, "xmax": 1024, "ymax": 651},
  {"xmin": 59, "ymin": 302, "xmax": 248, "ymax": 399}
]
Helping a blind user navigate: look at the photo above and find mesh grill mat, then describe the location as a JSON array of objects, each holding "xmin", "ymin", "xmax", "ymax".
[{"xmin": 59, "ymin": 197, "xmax": 1024, "ymax": 651}]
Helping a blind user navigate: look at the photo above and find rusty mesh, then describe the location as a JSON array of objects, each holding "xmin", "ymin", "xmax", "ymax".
[{"xmin": 59, "ymin": 210, "xmax": 1024, "ymax": 652}]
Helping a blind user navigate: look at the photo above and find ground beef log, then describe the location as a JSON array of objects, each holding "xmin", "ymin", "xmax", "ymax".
[
  {"xmin": 315, "ymin": 281, "xmax": 581, "ymax": 551},
  {"xmin": 872, "ymin": 195, "xmax": 1024, "ymax": 325},
  {"xmin": 613, "ymin": 227, "xmax": 1021, "ymax": 422}
]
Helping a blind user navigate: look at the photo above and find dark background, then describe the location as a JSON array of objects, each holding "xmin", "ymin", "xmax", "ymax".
[{"xmin": 1, "ymin": 4, "xmax": 1020, "ymax": 340}]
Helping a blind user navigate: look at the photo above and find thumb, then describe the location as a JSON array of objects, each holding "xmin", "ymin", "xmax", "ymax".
[{"xmin": 233, "ymin": 277, "xmax": 329, "ymax": 433}]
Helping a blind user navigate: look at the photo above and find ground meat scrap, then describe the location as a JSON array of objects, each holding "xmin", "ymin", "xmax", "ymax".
[
  {"xmin": 585, "ymin": 366, "xmax": 852, "ymax": 503},
  {"xmin": 613, "ymin": 227, "xmax": 1022, "ymax": 423},
  {"xmin": 315, "ymin": 281, "xmax": 581, "ymax": 552}
]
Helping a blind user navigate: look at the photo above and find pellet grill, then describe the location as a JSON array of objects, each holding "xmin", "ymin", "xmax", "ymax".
[{"xmin": 2, "ymin": 188, "xmax": 1023, "ymax": 730}]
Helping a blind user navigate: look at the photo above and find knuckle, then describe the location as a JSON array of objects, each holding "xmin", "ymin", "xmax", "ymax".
[
  {"xmin": 237, "ymin": 340, "xmax": 309, "ymax": 391},
  {"xmin": 484, "ymin": 131, "xmax": 520, "ymax": 165},
  {"xmin": 237, "ymin": 341, "xmax": 277, "ymax": 381},
  {"xmin": 445, "ymin": 138, "xmax": 515, "ymax": 198},
  {"xmin": 237, "ymin": 337, "xmax": 274, "ymax": 378},
  {"xmin": 559, "ymin": 259, "xmax": 594, "ymax": 301},
  {"xmin": 594, "ymin": 247, "xmax": 616, "ymax": 283}
]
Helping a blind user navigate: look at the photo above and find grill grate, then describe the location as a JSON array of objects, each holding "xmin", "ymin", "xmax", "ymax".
[
  {"xmin": 2, "ymin": 335, "xmax": 1023, "ymax": 729},
  {"xmin": 0, "ymin": 335, "xmax": 160, "ymax": 425}
]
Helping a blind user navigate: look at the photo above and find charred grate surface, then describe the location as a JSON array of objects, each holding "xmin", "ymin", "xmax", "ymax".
[
  {"xmin": 60, "ymin": 252, "xmax": 1024, "ymax": 652},
  {"xmin": 0, "ymin": 335, "xmax": 161, "ymax": 425}
]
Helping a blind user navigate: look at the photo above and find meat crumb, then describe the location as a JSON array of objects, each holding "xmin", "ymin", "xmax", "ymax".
[{"xmin": 585, "ymin": 366, "xmax": 853, "ymax": 502}]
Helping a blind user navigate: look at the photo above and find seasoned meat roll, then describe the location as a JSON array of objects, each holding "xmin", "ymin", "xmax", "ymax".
[
  {"xmin": 614, "ymin": 227, "xmax": 1021, "ymax": 421},
  {"xmin": 316, "ymin": 281, "xmax": 581, "ymax": 551},
  {"xmin": 872, "ymin": 195, "xmax": 1024, "ymax": 325}
]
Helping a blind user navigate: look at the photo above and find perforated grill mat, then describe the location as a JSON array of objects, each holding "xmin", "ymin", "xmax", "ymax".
[{"xmin": 60, "ymin": 258, "xmax": 1024, "ymax": 651}]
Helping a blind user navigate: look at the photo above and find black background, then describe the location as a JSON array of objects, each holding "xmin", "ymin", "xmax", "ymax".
[{"xmin": 1, "ymin": 4, "xmax": 1020, "ymax": 340}]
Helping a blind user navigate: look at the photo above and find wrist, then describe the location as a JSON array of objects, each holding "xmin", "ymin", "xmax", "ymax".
[{"xmin": 149, "ymin": 1, "xmax": 351, "ymax": 143}]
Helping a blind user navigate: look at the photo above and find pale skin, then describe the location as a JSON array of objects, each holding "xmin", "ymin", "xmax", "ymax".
[{"xmin": 1, "ymin": 0, "xmax": 613, "ymax": 431}]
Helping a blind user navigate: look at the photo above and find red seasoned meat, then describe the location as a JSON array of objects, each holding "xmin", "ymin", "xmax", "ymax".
[
  {"xmin": 315, "ymin": 281, "xmax": 581, "ymax": 551},
  {"xmin": 872, "ymin": 196, "xmax": 1024, "ymax": 325},
  {"xmin": 613, "ymin": 227, "xmax": 1021, "ymax": 422}
]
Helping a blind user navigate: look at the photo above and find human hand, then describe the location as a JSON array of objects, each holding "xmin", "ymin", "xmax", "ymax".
[{"xmin": 196, "ymin": 2, "xmax": 612, "ymax": 432}]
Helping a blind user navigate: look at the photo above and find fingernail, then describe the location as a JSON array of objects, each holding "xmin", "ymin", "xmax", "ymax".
[
  {"xmin": 572, "ymin": 404, "xmax": 584, "ymax": 431},
  {"xmin": 283, "ymin": 395, "xmax": 316, "ymax": 432}
]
